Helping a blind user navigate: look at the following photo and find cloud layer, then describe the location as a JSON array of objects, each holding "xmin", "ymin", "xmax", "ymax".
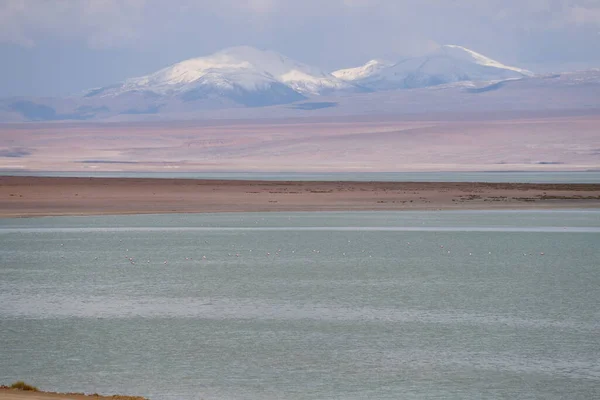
[{"xmin": 1, "ymin": 0, "xmax": 599, "ymax": 96}]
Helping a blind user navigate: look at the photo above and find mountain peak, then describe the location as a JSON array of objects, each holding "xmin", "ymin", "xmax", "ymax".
[
  {"xmin": 80, "ymin": 44, "xmax": 537, "ymax": 112},
  {"xmin": 435, "ymin": 45, "xmax": 533, "ymax": 76},
  {"xmin": 332, "ymin": 59, "xmax": 393, "ymax": 81},
  {"xmin": 333, "ymin": 44, "xmax": 533, "ymax": 90},
  {"xmin": 211, "ymin": 46, "xmax": 287, "ymax": 65},
  {"xmin": 217, "ymin": 45, "xmax": 279, "ymax": 55},
  {"xmin": 85, "ymin": 46, "xmax": 358, "ymax": 104}
]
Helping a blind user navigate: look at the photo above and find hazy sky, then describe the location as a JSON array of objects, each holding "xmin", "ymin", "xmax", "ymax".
[{"xmin": 1, "ymin": 0, "xmax": 599, "ymax": 96}]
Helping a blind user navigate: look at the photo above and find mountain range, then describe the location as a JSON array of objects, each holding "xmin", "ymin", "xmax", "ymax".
[
  {"xmin": 332, "ymin": 45, "xmax": 532, "ymax": 90},
  {"xmin": 1, "ymin": 45, "xmax": 598, "ymax": 121}
]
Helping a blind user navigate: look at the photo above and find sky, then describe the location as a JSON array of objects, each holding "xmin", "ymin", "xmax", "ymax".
[{"xmin": 1, "ymin": 0, "xmax": 599, "ymax": 97}]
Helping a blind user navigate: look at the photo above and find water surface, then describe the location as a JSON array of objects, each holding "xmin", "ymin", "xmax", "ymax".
[
  {"xmin": 1, "ymin": 211, "xmax": 599, "ymax": 399},
  {"xmin": 2, "ymin": 171, "xmax": 600, "ymax": 183}
]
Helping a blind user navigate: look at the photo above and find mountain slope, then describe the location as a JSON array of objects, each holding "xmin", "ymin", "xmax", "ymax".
[
  {"xmin": 333, "ymin": 45, "xmax": 533, "ymax": 90},
  {"xmin": 1, "ymin": 69, "xmax": 598, "ymax": 122},
  {"xmin": 86, "ymin": 46, "xmax": 358, "ymax": 107},
  {"xmin": 2, "ymin": 46, "xmax": 598, "ymax": 122},
  {"xmin": 332, "ymin": 59, "xmax": 394, "ymax": 81}
]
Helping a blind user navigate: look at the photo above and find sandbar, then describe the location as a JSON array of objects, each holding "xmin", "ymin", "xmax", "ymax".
[
  {"xmin": 0, "ymin": 176, "xmax": 599, "ymax": 218},
  {"xmin": 0, "ymin": 388, "xmax": 145, "ymax": 400}
]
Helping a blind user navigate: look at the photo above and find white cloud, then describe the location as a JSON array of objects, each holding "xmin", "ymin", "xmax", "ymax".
[
  {"xmin": 245, "ymin": 0, "xmax": 277, "ymax": 14},
  {"xmin": 0, "ymin": 0, "xmax": 146, "ymax": 48},
  {"xmin": 342, "ymin": 0, "xmax": 378, "ymax": 7},
  {"xmin": 569, "ymin": 6, "xmax": 600, "ymax": 26},
  {"xmin": 0, "ymin": 0, "xmax": 35, "ymax": 46},
  {"xmin": 0, "ymin": 0, "xmax": 598, "ymax": 73},
  {"xmin": 2, "ymin": 0, "xmax": 599, "ymax": 49}
]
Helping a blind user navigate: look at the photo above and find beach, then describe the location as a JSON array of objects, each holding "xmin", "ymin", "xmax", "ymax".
[
  {"xmin": 1, "ymin": 176, "xmax": 599, "ymax": 217},
  {"xmin": 0, "ymin": 388, "xmax": 145, "ymax": 400}
]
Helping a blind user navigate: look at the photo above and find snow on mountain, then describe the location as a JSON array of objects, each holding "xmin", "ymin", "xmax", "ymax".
[
  {"xmin": 3, "ymin": 68, "xmax": 598, "ymax": 122},
  {"xmin": 86, "ymin": 46, "xmax": 357, "ymax": 106},
  {"xmin": 438, "ymin": 45, "xmax": 532, "ymax": 75},
  {"xmin": 332, "ymin": 59, "xmax": 394, "ymax": 81},
  {"xmin": 84, "ymin": 44, "xmax": 535, "ymax": 109},
  {"xmin": 333, "ymin": 45, "xmax": 533, "ymax": 90},
  {"xmin": 12, "ymin": 44, "xmax": 593, "ymax": 121}
]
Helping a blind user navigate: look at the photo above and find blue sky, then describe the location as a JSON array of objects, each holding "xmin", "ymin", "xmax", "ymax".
[{"xmin": 1, "ymin": 0, "xmax": 599, "ymax": 96}]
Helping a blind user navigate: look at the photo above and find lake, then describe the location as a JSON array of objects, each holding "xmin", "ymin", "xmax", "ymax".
[
  {"xmin": 2, "ymin": 171, "xmax": 600, "ymax": 183},
  {"xmin": 1, "ymin": 211, "xmax": 599, "ymax": 399}
]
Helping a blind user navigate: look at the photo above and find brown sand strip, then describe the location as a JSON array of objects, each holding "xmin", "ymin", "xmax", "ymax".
[
  {"xmin": 1, "ymin": 176, "xmax": 599, "ymax": 218},
  {"xmin": 0, "ymin": 388, "xmax": 145, "ymax": 400}
]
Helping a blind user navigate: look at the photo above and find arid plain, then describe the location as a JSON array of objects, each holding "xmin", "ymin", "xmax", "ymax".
[
  {"xmin": 2, "ymin": 113, "xmax": 599, "ymax": 217},
  {"xmin": 1, "ymin": 113, "xmax": 598, "ymax": 173}
]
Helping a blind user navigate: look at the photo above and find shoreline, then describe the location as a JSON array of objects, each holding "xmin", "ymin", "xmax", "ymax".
[
  {"xmin": 0, "ymin": 388, "xmax": 146, "ymax": 400},
  {"xmin": 1, "ymin": 176, "xmax": 599, "ymax": 218}
]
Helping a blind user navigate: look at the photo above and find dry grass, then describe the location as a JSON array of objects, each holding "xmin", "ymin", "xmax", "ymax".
[
  {"xmin": 1, "ymin": 382, "xmax": 148, "ymax": 399},
  {"xmin": 9, "ymin": 381, "xmax": 39, "ymax": 392}
]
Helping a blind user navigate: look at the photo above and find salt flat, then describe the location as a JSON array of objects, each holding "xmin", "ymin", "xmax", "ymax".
[{"xmin": 1, "ymin": 113, "xmax": 599, "ymax": 172}]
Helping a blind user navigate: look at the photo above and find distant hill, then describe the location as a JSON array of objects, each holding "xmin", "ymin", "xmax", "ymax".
[{"xmin": 1, "ymin": 46, "xmax": 598, "ymax": 122}]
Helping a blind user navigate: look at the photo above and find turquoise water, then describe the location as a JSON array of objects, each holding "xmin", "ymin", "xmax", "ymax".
[
  {"xmin": 1, "ymin": 211, "xmax": 599, "ymax": 399},
  {"xmin": 2, "ymin": 171, "xmax": 600, "ymax": 183}
]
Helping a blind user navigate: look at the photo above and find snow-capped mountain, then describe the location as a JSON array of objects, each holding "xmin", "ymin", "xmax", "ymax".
[
  {"xmin": 2, "ymin": 68, "xmax": 598, "ymax": 122},
  {"xmin": 86, "ymin": 46, "xmax": 359, "ymax": 107},
  {"xmin": 333, "ymin": 45, "xmax": 533, "ymax": 90},
  {"xmin": 5, "ymin": 44, "xmax": 598, "ymax": 122},
  {"xmin": 332, "ymin": 59, "xmax": 394, "ymax": 81},
  {"xmin": 84, "ymin": 45, "xmax": 534, "ymax": 108}
]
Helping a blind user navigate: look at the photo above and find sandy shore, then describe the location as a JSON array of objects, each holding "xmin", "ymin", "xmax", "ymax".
[
  {"xmin": 0, "ymin": 388, "xmax": 145, "ymax": 400},
  {"xmin": 0, "ymin": 176, "xmax": 599, "ymax": 217}
]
